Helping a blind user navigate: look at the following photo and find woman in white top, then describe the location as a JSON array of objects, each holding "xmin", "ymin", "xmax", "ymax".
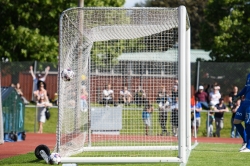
[
  {"xmin": 34, "ymin": 82, "xmax": 51, "ymax": 133},
  {"xmin": 36, "ymin": 95, "xmax": 52, "ymax": 133},
  {"xmin": 209, "ymin": 86, "xmax": 221, "ymax": 108}
]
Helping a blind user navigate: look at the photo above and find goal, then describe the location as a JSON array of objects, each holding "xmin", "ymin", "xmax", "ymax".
[{"xmin": 56, "ymin": 6, "xmax": 191, "ymax": 165}]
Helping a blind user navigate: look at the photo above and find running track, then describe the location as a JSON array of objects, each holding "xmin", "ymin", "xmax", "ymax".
[{"xmin": 0, "ymin": 133, "xmax": 243, "ymax": 160}]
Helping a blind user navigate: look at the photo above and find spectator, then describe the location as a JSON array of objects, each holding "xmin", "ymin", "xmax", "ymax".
[
  {"xmin": 214, "ymin": 98, "xmax": 229, "ymax": 137},
  {"xmin": 171, "ymin": 85, "xmax": 178, "ymax": 105},
  {"xmin": 15, "ymin": 83, "xmax": 30, "ymax": 104},
  {"xmin": 195, "ymin": 85, "xmax": 209, "ymax": 110},
  {"xmin": 10, "ymin": 83, "xmax": 15, "ymax": 88},
  {"xmin": 209, "ymin": 85, "xmax": 221, "ymax": 110},
  {"xmin": 102, "ymin": 83, "xmax": 115, "ymax": 106},
  {"xmin": 207, "ymin": 112, "xmax": 215, "ymax": 137},
  {"xmin": 119, "ymin": 86, "xmax": 132, "ymax": 106},
  {"xmin": 159, "ymin": 97, "xmax": 170, "ymax": 136},
  {"xmin": 231, "ymin": 98, "xmax": 241, "ymax": 138},
  {"xmin": 81, "ymin": 86, "xmax": 88, "ymax": 112},
  {"xmin": 191, "ymin": 98, "xmax": 202, "ymax": 136},
  {"xmin": 36, "ymin": 94, "xmax": 52, "ymax": 133},
  {"xmin": 142, "ymin": 101, "xmax": 154, "ymax": 136},
  {"xmin": 52, "ymin": 93, "xmax": 58, "ymax": 106},
  {"xmin": 134, "ymin": 85, "xmax": 146, "ymax": 107},
  {"xmin": 30, "ymin": 66, "xmax": 50, "ymax": 90},
  {"xmin": 33, "ymin": 82, "xmax": 48, "ymax": 102},
  {"xmin": 228, "ymin": 86, "xmax": 239, "ymax": 138},
  {"xmin": 156, "ymin": 86, "xmax": 172, "ymax": 105},
  {"xmin": 171, "ymin": 97, "xmax": 178, "ymax": 137}
]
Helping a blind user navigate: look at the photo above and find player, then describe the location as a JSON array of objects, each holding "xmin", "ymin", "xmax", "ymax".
[{"xmin": 233, "ymin": 73, "xmax": 250, "ymax": 152}]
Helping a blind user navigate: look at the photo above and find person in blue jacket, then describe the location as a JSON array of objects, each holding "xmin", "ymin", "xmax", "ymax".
[{"xmin": 234, "ymin": 73, "xmax": 250, "ymax": 152}]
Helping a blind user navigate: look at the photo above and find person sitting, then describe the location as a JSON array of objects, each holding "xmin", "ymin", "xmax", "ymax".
[
  {"xmin": 102, "ymin": 83, "xmax": 115, "ymax": 106},
  {"xmin": 119, "ymin": 86, "xmax": 132, "ymax": 106},
  {"xmin": 195, "ymin": 85, "xmax": 209, "ymax": 110},
  {"xmin": 134, "ymin": 85, "xmax": 146, "ymax": 106},
  {"xmin": 15, "ymin": 83, "xmax": 30, "ymax": 104}
]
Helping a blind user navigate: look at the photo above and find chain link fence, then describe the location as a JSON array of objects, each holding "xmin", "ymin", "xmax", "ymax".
[
  {"xmin": 1, "ymin": 61, "xmax": 250, "ymax": 103},
  {"xmin": 1, "ymin": 61, "xmax": 58, "ymax": 103},
  {"xmin": 197, "ymin": 62, "xmax": 250, "ymax": 98}
]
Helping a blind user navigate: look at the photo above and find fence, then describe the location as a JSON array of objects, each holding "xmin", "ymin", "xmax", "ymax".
[{"xmin": 1, "ymin": 61, "xmax": 250, "ymax": 103}]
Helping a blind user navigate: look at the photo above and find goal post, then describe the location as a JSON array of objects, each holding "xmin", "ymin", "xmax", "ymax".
[{"xmin": 56, "ymin": 6, "xmax": 191, "ymax": 165}]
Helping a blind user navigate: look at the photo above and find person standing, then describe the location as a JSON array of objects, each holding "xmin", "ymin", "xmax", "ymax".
[
  {"xmin": 36, "ymin": 95, "xmax": 52, "ymax": 133},
  {"xmin": 80, "ymin": 86, "xmax": 88, "ymax": 112},
  {"xmin": 142, "ymin": 102, "xmax": 154, "ymax": 136},
  {"xmin": 191, "ymin": 98, "xmax": 202, "ymax": 136},
  {"xmin": 234, "ymin": 73, "xmax": 250, "ymax": 152},
  {"xmin": 214, "ymin": 98, "xmax": 229, "ymax": 137},
  {"xmin": 228, "ymin": 86, "xmax": 239, "ymax": 138},
  {"xmin": 30, "ymin": 66, "xmax": 50, "ymax": 90},
  {"xmin": 33, "ymin": 82, "xmax": 48, "ymax": 102},
  {"xmin": 231, "ymin": 98, "xmax": 241, "ymax": 138}
]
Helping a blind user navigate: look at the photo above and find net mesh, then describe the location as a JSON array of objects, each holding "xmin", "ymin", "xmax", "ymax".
[{"xmin": 56, "ymin": 7, "xmax": 189, "ymax": 158}]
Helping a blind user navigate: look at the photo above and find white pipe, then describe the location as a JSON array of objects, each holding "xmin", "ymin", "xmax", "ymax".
[
  {"xmin": 178, "ymin": 5, "xmax": 187, "ymax": 164},
  {"xmin": 83, "ymin": 146, "xmax": 178, "ymax": 151},
  {"xmin": 61, "ymin": 157, "xmax": 182, "ymax": 163}
]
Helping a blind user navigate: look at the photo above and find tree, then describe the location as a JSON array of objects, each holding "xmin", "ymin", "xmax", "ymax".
[
  {"xmin": 135, "ymin": 0, "xmax": 208, "ymax": 49},
  {"xmin": 200, "ymin": 0, "xmax": 250, "ymax": 62},
  {"xmin": 0, "ymin": 0, "xmax": 125, "ymax": 62}
]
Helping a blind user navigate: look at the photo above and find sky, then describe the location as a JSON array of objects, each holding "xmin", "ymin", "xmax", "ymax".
[{"xmin": 124, "ymin": 0, "xmax": 144, "ymax": 7}]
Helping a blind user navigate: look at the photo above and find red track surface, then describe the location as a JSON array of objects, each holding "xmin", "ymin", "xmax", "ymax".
[{"xmin": 0, "ymin": 133, "xmax": 243, "ymax": 160}]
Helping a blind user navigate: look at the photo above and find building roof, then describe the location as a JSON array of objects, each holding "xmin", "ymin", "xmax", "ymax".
[{"xmin": 117, "ymin": 49, "xmax": 211, "ymax": 62}]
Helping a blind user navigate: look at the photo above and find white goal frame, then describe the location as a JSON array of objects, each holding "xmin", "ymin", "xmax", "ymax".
[{"xmin": 57, "ymin": 6, "xmax": 191, "ymax": 165}]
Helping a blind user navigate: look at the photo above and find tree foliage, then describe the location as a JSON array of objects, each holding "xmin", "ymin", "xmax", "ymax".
[
  {"xmin": 135, "ymin": 0, "xmax": 208, "ymax": 49},
  {"xmin": 0, "ymin": 0, "xmax": 125, "ymax": 62},
  {"xmin": 200, "ymin": 0, "xmax": 250, "ymax": 62}
]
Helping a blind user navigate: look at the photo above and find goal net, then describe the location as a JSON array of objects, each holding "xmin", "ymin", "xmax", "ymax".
[{"xmin": 56, "ymin": 6, "xmax": 191, "ymax": 165}]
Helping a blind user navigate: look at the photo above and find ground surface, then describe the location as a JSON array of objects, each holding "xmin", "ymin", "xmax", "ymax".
[{"xmin": 0, "ymin": 133, "xmax": 242, "ymax": 160}]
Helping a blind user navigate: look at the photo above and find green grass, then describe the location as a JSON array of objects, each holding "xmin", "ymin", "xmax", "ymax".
[
  {"xmin": 24, "ymin": 107, "xmax": 58, "ymax": 133},
  {"xmin": 0, "ymin": 105, "xmax": 243, "ymax": 165},
  {"xmin": 0, "ymin": 143, "xmax": 245, "ymax": 166},
  {"xmin": 24, "ymin": 105, "xmax": 234, "ymax": 137}
]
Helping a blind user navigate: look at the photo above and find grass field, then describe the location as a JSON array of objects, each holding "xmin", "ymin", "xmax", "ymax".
[
  {"xmin": 0, "ymin": 105, "xmax": 240, "ymax": 165},
  {"xmin": 0, "ymin": 143, "xmax": 245, "ymax": 166},
  {"xmin": 24, "ymin": 105, "xmax": 235, "ymax": 138}
]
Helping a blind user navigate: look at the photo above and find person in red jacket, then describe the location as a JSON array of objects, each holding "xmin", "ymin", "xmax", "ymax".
[{"xmin": 194, "ymin": 85, "xmax": 209, "ymax": 110}]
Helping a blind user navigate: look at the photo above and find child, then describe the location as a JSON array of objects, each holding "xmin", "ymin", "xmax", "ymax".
[
  {"xmin": 80, "ymin": 86, "xmax": 88, "ymax": 112},
  {"xmin": 142, "ymin": 102, "xmax": 154, "ymax": 136},
  {"xmin": 191, "ymin": 98, "xmax": 202, "ymax": 136},
  {"xmin": 207, "ymin": 112, "xmax": 215, "ymax": 137}
]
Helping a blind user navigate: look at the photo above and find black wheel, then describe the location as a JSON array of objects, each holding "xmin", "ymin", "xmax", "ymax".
[
  {"xmin": 9, "ymin": 131, "xmax": 17, "ymax": 142},
  {"xmin": 34, "ymin": 144, "xmax": 50, "ymax": 160}
]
